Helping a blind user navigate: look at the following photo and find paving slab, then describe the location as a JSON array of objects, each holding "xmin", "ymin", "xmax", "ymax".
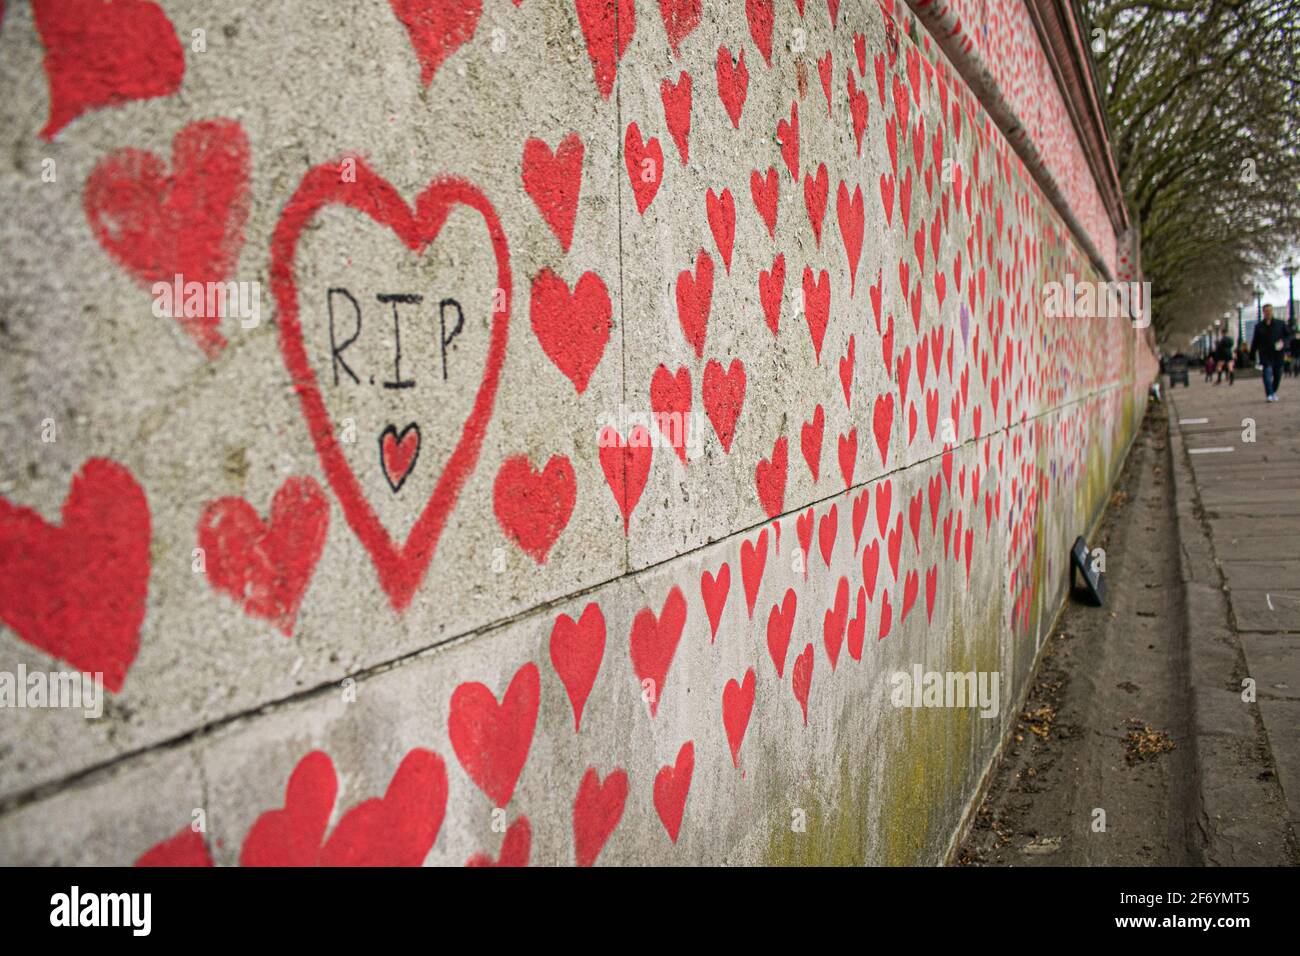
[{"xmin": 1170, "ymin": 381, "xmax": 1300, "ymax": 845}]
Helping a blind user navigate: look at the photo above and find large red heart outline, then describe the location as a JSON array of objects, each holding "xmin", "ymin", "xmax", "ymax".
[{"xmin": 271, "ymin": 160, "xmax": 511, "ymax": 610}]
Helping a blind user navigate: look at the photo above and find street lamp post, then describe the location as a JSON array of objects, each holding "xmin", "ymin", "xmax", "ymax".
[
  {"xmin": 1285, "ymin": 257, "xmax": 1297, "ymax": 330},
  {"xmin": 1237, "ymin": 303, "xmax": 1244, "ymax": 347},
  {"xmin": 1254, "ymin": 286, "xmax": 1263, "ymax": 323}
]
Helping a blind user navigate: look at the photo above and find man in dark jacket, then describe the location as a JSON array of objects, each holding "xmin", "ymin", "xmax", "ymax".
[{"xmin": 1251, "ymin": 304, "xmax": 1291, "ymax": 401}]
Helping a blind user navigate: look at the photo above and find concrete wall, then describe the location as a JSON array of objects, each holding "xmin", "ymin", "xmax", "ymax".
[{"xmin": 0, "ymin": 0, "xmax": 1155, "ymax": 865}]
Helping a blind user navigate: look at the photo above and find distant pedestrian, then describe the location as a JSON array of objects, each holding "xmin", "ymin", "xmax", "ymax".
[
  {"xmin": 1213, "ymin": 334, "xmax": 1235, "ymax": 385},
  {"xmin": 1250, "ymin": 304, "xmax": 1291, "ymax": 401},
  {"xmin": 1289, "ymin": 334, "xmax": 1300, "ymax": 377}
]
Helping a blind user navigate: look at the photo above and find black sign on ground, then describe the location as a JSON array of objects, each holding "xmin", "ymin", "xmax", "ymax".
[{"xmin": 1070, "ymin": 535, "xmax": 1106, "ymax": 606}]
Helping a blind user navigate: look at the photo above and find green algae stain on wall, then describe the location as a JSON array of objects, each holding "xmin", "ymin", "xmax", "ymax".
[
  {"xmin": 872, "ymin": 604, "xmax": 1003, "ymax": 866},
  {"xmin": 764, "ymin": 760, "xmax": 870, "ymax": 866}
]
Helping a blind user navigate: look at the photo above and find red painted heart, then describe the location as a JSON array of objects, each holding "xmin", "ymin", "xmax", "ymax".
[
  {"xmin": 388, "ymin": 0, "xmax": 482, "ymax": 85},
  {"xmin": 0, "ymin": 458, "xmax": 150, "ymax": 693},
  {"xmin": 629, "ymin": 586, "xmax": 687, "ymax": 717},
  {"xmin": 448, "ymin": 662, "xmax": 540, "ymax": 807},
  {"xmin": 653, "ymin": 740, "xmax": 694, "ymax": 842},
  {"xmin": 271, "ymin": 163, "xmax": 509, "ymax": 610},
  {"xmin": 575, "ymin": 0, "xmax": 635, "ymax": 98},
  {"xmin": 702, "ymin": 357, "xmax": 745, "ymax": 453},
  {"xmin": 599, "ymin": 425, "xmax": 653, "ymax": 532},
  {"xmin": 550, "ymin": 603, "xmax": 606, "ymax": 732},
  {"xmin": 197, "ymin": 476, "xmax": 329, "ymax": 637},
  {"xmin": 573, "ymin": 766, "xmax": 628, "ymax": 866},
  {"xmin": 380, "ymin": 423, "xmax": 422, "ymax": 494},
  {"xmin": 530, "ymin": 268, "xmax": 611, "ymax": 394},
  {"xmin": 33, "ymin": 0, "xmax": 184, "ymax": 140},
  {"xmin": 722, "ymin": 668, "xmax": 756, "ymax": 767},
  {"xmin": 84, "ymin": 118, "xmax": 250, "ymax": 358},
  {"xmin": 521, "ymin": 134, "xmax": 583, "ymax": 252},
  {"xmin": 492, "ymin": 454, "xmax": 576, "ymax": 563}
]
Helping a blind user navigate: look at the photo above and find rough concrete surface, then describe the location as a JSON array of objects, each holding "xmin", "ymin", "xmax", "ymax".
[{"xmin": 0, "ymin": 1, "xmax": 1153, "ymax": 864}]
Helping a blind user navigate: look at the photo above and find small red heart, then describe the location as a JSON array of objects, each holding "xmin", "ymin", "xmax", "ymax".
[
  {"xmin": 33, "ymin": 0, "xmax": 184, "ymax": 140},
  {"xmin": 792, "ymin": 643, "xmax": 815, "ymax": 724},
  {"xmin": 823, "ymin": 576, "xmax": 849, "ymax": 672},
  {"xmin": 766, "ymin": 588, "xmax": 797, "ymax": 678},
  {"xmin": 796, "ymin": 508, "xmax": 814, "ymax": 578},
  {"xmin": 573, "ymin": 767, "xmax": 628, "ymax": 866},
  {"xmin": 848, "ymin": 69, "xmax": 869, "ymax": 155},
  {"xmin": 800, "ymin": 404, "xmax": 825, "ymax": 482},
  {"xmin": 777, "ymin": 100, "xmax": 800, "ymax": 179},
  {"xmin": 901, "ymin": 569, "xmax": 919, "ymax": 621},
  {"xmin": 705, "ymin": 187, "xmax": 736, "ymax": 273},
  {"xmin": 658, "ymin": 0, "xmax": 702, "ymax": 55},
  {"xmin": 818, "ymin": 49, "xmax": 834, "ymax": 114},
  {"xmin": 0, "ymin": 458, "xmax": 150, "ymax": 692},
  {"xmin": 530, "ymin": 268, "xmax": 611, "ymax": 394},
  {"xmin": 379, "ymin": 424, "xmax": 421, "ymax": 493},
  {"xmin": 837, "ymin": 181, "xmax": 865, "ymax": 293},
  {"xmin": 837, "ymin": 428, "xmax": 858, "ymax": 489},
  {"xmin": 198, "ymin": 476, "xmax": 329, "ymax": 637},
  {"xmin": 521, "ymin": 134, "xmax": 583, "ymax": 252},
  {"xmin": 629, "ymin": 586, "xmax": 687, "ymax": 717},
  {"xmin": 861, "ymin": 539, "xmax": 881, "ymax": 600},
  {"xmin": 716, "ymin": 44, "xmax": 749, "ymax": 128},
  {"xmin": 879, "ymin": 588, "xmax": 894, "ymax": 640},
  {"xmin": 818, "ymin": 504, "xmax": 838, "ymax": 567},
  {"xmin": 875, "ymin": 479, "xmax": 893, "ymax": 538},
  {"xmin": 759, "ymin": 253, "xmax": 785, "ymax": 335},
  {"xmin": 839, "ymin": 336, "xmax": 856, "ymax": 408},
  {"xmin": 851, "ymin": 489, "xmax": 870, "ymax": 552},
  {"xmin": 675, "ymin": 249, "xmax": 714, "ymax": 357},
  {"xmin": 745, "ymin": 0, "xmax": 774, "ymax": 65},
  {"xmin": 925, "ymin": 564, "xmax": 939, "ymax": 624},
  {"xmin": 803, "ymin": 163, "xmax": 829, "ymax": 245},
  {"xmin": 755, "ymin": 436, "xmax": 788, "ymax": 518},
  {"xmin": 872, "ymin": 392, "xmax": 895, "ymax": 467},
  {"xmin": 847, "ymin": 586, "xmax": 867, "ymax": 661},
  {"xmin": 702, "ymin": 358, "xmax": 746, "ymax": 453},
  {"xmin": 624, "ymin": 121, "xmax": 664, "ymax": 214},
  {"xmin": 700, "ymin": 562, "xmax": 731, "ymax": 641},
  {"xmin": 740, "ymin": 528, "xmax": 769, "ymax": 617},
  {"xmin": 599, "ymin": 425, "xmax": 653, "ymax": 532},
  {"xmin": 388, "ymin": 0, "xmax": 482, "ymax": 85},
  {"xmin": 492, "ymin": 454, "xmax": 576, "ymax": 563},
  {"xmin": 802, "ymin": 267, "xmax": 831, "ymax": 363},
  {"xmin": 887, "ymin": 514, "xmax": 903, "ymax": 579},
  {"xmin": 575, "ymin": 0, "xmax": 635, "ymax": 98},
  {"xmin": 550, "ymin": 603, "xmax": 606, "ymax": 732},
  {"xmin": 448, "ymin": 662, "xmax": 540, "ymax": 807},
  {"xmin": 653, "ymin": 741, "xmax": 694, "ymax": 842},
  {"xmin": 660, "ymin": 71, "xmax": 693, "ymax": 164},
  {"xmin": 84, "ymin": 119, "xmax": 250, "ymax": 358},
  {"xmin": 722, "ymin": 669, "xmax": 757, "ymax": 767},
  {"xmin": 651, "ymin": 364, "xmax": 693, "ymax": 465},
  {"xmin": 750, "ymin": 166, "xmax": 779, "ymax": 238}
]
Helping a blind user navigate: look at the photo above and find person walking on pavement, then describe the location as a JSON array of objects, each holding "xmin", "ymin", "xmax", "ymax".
[
  {"xmin": 1213, "ymin": 333, "xmax": 1235, "ymax": 385},
  {"xmin": 1250, "ymin": 304, "xmax": 1291, "ymax": 401}
]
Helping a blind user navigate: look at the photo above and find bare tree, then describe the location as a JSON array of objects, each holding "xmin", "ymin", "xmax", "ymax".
[{"xmin": 1083, "ymin": 0, "xmax": 1300, "ymax": 341}]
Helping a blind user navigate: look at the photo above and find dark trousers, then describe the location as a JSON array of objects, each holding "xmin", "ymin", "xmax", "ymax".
[{"xmin": 1262, "ymin": 360, "xmax": 1284, "ymax": 397}]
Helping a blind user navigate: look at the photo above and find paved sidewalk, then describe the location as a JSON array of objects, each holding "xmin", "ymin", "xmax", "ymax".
[{"xmin": 1168, "ymin": 372, "xmax": 1300, "ymax": 858}]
